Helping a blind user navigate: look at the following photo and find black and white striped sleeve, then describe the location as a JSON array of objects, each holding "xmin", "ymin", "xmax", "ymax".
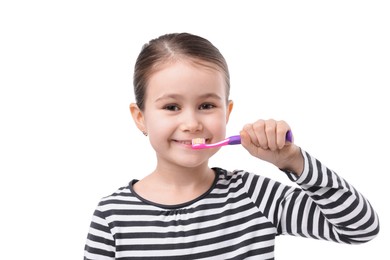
[
  {"xmin": 84, "ymin": 204, "xmax": 116, "ymax": 260},
  {"xmin": 243, "ymin": 149, "xmax": 380, "ymax": 244}
]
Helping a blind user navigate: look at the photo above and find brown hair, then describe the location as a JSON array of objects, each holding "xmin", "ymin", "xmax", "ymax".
[{"xmin": 133, "ymin": 33, "xmax": 230, "ymax": 110}]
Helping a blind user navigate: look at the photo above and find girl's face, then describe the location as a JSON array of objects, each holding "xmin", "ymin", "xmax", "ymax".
[{"xmin": 131, "ymin": 60, "xmax": 233, "ymax": 169}]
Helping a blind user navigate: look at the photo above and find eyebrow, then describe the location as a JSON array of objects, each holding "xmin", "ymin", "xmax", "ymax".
[{"xmin": 154, "ymin": 93, "xmax": 223, "ymax": 103}]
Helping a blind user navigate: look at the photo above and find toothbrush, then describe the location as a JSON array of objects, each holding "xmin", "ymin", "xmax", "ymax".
[{"xmin": 191, "ymin": 130, "xmax": 293, "ymax": 149}]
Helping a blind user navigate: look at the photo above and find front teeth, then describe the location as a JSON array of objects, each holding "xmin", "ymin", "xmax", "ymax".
[
  {"xmin": 174, "ymin": 138, "xmax": 209, "ymax": 145},
  {"xmin": 192, "ymin": 138, "xmax": 206, "ymax": 145}
]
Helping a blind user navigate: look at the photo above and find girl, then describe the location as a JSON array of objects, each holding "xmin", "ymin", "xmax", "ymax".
[{"xmin": 84, "ymin": 33, "xmax": 379, "ymax": 259}]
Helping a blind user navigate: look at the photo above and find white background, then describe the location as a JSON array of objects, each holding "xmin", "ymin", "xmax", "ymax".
[{"xmin": 0, "ymin": 0, "xmax": 389, "ymax": 259}]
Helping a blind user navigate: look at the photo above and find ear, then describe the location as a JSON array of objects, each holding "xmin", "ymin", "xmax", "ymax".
[
  {"xmin": 130, "ymin": 103, "xmax": 146, "ymax": 133},
  {"xmin": 225, "ymin": 100, "xmax": 234, "ymax": 124}
]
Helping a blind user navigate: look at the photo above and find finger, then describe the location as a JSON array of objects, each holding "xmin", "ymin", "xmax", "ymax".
[
  {"xmin": 252, "ymin": 120, "xmax": 268, "ymax": 149},
  {"xmin": 240, "ymin": 129, "xmax": 259, "ymax": 157},
  {"xmin": 276, "ymin": 120, "xmax": 291, "ymax": 149},
  {"xmin": 264, "ymin": 119, "xmax": 278, "ymax": 151},
  {"xmin": 243, "ymin": 123, "xmax": 260, "ymax": 147},
  {"xmin": 240, "ymin": 129, "xmax": 251, "ymax": 150}
]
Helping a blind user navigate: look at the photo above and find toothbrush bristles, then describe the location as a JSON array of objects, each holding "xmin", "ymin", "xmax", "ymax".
[{"xmin": 192, "ymin": 138, "xmax": 206, "ymax": 145}]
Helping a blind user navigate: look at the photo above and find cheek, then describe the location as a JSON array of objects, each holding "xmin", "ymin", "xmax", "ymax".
[
  {"xmin": 145, "ymin": 114, "xmax": 174, "ymax": 138},
  {"xmin": 206, "ymin": 114, "xmax": 227, "ymax": 136}
]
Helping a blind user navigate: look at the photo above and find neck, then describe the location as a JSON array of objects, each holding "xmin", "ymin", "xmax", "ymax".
[
  {"xmin": 152, "ymin": 160, "xmax": 213, "ymax": 189},
  {"xmin": 133, "ymin": 160, "xmax": 216, "ymax": 206}
]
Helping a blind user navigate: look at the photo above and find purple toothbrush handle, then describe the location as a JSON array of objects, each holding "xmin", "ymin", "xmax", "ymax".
[
  {"xmin": 228, "ymin": 135, "xmax": 241, "ymax": 145},
  {"xmin": 228, "ymin": 130, "xmax": 293, "ymax": 145}
]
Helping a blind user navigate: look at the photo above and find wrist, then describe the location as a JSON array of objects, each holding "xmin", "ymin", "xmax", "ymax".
[{"xmin": 278, "ymin": 146, "xmax": 304, "ymax": 176}]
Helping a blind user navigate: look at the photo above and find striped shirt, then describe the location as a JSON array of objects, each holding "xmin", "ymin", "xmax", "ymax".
[{"xmin": 84, "ymin": 150, "xmax": 380, "ymax": 259}]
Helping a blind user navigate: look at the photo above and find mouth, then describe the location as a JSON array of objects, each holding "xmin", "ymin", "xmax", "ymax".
[
  {"xmin": 173, "ymin": 138, "xmax": 210, "ymax": 146},
  {"xmin": 174, "ymin": 140, "xmax": 193, "ymax": 145}
]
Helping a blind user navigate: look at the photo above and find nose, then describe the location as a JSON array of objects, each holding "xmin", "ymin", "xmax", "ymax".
[{"xmin": 179, "ymin": 110, "xmax": 203, "ymax": 133}]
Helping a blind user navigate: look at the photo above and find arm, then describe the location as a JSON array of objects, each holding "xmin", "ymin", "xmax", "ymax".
[
  {"xmin": 242, "ymin": 150, "xmax": 379, "ymax": 244},
  {"xmin": 280, "ymin": 150, "xmax": 379, "ymax": 243},
  {"xmin": 240, "ymin": 119, "xmax": 380, "ymax": 243}
]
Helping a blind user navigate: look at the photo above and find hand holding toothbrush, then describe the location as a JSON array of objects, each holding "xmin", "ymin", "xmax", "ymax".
[{"xmin": 240, "ymin": 119, "xmax": 303, "ymax": 175}]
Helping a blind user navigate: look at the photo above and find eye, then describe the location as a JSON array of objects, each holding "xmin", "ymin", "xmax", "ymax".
[
  {"xmin": 164, "ymin": 104, "xmax": 180, "ymax": 111},
  {"xmin": 199, "ymin": 103, "xmax": 216, "ymax": 110}
]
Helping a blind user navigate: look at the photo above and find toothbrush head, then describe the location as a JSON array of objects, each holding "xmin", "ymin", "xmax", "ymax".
[{"xmin": 191, "ymin": 137, "xmax": 231, "ymax": 149}]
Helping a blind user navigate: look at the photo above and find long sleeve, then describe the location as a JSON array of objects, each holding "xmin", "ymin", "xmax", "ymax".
[{"xmin": 243, "ymin": 150, "xmax": 380, "ymax": 244}]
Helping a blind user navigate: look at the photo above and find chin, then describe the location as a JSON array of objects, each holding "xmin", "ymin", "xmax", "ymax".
[
  {"xmin": 155, "ymin": 144, "xmax": 220, "ymax": 167},
  {"xmin": 175, "ymin": 157, "xmax": 209, "ymax": 168},
  {"xmin": 157, "ymin": 153, "xmax": 210, "ymax": 169}
]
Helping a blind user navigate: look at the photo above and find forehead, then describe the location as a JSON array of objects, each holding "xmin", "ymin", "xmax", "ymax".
[{"xmin": 146, "ymin": 59, "xmax": 227, "ymax": 99}]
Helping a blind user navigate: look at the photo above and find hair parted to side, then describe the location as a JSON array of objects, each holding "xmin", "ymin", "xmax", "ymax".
[{"xmin": 133, "ymin": 33, "xmax": 230, "ymax": 111}]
